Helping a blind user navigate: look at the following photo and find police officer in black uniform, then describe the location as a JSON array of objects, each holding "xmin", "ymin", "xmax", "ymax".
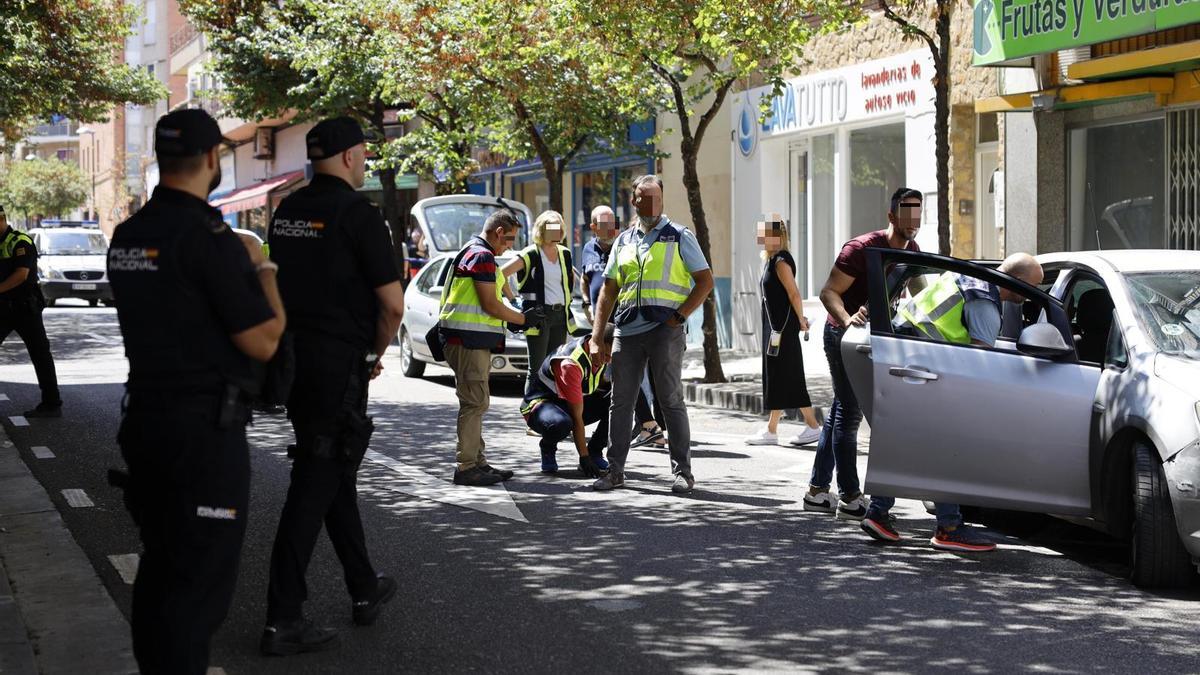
[
  {"xmin": 261, "ymin": 117, "xmax": 406, "ymax": 655},
  {"xmin": 107, "ymin": 108, "xmax": 286, "ymax": 675},
  {"xmin": 0, "ymin": 204, "xmax": 63, "ymax": 418}
]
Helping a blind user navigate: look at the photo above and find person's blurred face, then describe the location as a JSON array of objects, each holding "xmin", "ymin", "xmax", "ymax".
[
  {"xmin": 542, "ymin": 217, "xmax": 564, "ymax": 244},
  {"xmin": 591, "ymin": 209, "xmax": 618, "ymax": 243},
  {"xmin": 756, "ymin": 221, "xmax": 784, "ymax": 253},
  {"xmin": 493, "ymin": 222, "xmax": 518, "ymax": 254},
  {"xmin": 346, "ymin": 143, "xmax": 367, "ymax": 189},
  {"xmin": 888, "ymin": 198, "xmax": 922, "ymax": 241},
  {"xmin": 633, "ymin": 182, "xmax": 663, "ymax": 220}
]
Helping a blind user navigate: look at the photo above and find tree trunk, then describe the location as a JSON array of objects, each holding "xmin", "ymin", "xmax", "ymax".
[
  {"xmin": 935, "ymin": 4, "xmax": 952, "ymax": 256},
  {"xmin": 680, "ymin": 138, "xmax": 726, "ymax": 384},
  {"xmin": 372, "ymin": 100, "xmax": 408, "ymax": 281}
]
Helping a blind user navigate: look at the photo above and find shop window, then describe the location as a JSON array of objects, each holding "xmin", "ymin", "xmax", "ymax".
[
  {"xmin": 811, "ymin": 134, "xmax": 836, "ymax": 290},
  {"xmin": 578, "ymin": 170, "xmax": 615, "ymax": 226},
  {"xmin": 1069, "ymin": 118, "xmax": 1165, "ymax": 251},
  {"xmin": 849, "ymin": 123, "xmax": 906, "ymax": 239},
  {"xmin": 513, "ymin": 178, "xmax": 549, "ymax": 219}
]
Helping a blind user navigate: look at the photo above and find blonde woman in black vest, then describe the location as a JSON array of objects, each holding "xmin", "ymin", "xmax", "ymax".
[{"xmin": 502, "ymin": 210, "xmax": 577, "ymax": 394}]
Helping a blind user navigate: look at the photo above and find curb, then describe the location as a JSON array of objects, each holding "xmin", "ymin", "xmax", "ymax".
[{"xmin": 0, "ymin": 425, "xmax": 137, "ymax": 674}]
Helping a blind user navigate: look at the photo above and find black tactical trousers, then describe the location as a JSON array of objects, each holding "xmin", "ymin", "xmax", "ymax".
[
  {"xmin": 0, "ymin": 304, "xmax": 60, "ymax": 406},
  {"xmin": 266, "ymin": 334, "xmax": 377, "ymax": 622},
  {"xmin": 118, "ymin": 395, "xmax": 250, "ymax": 675}
]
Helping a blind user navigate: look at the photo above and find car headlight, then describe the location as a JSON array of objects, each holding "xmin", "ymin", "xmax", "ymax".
[{"xmin": 39, "ymin": 266, "xmax": 63, "ymax": 280}]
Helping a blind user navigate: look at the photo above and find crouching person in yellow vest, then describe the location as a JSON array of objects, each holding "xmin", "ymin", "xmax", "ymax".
[
  {"xmin": 520, "ymin": 327, "xmax": 614, "ymax": 478},
  {"xmin": 501, "ymin": 210, "xmax": 578, "ymax": 395},
  {"xmin": 437, "ymin": 209, "xmax": 546, "ymax": 487},
  {"xmin": 861, "ymin": 252, "xmax": 1043, "ymax": 552},
  {"xmin": 588, "ymin": 174, "xmax": 715, "ymax": 494}
]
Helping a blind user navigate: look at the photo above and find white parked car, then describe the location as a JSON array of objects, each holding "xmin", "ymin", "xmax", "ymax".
[
  {"xmin": 842, "ymin": 248, "xmax": 1200, "ymax": 588},
  {"xmin": 399, "ymin": 253, "xmax": 530, "ymax": 379},
  {"xmin": 29, "ymin": 226, "xmax": 112, "ymax": 306}
]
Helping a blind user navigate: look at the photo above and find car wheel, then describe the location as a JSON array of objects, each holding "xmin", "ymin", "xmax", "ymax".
[
  {"xmin": 400, "ymin": 329, "xmax": 425, "ymax": 378},
  {"xmin": 1130, "ymin": 441, "xmax": 1195, "ymax": 588},
  {"xmin": 88, "ymin": 299, "xmax": 99, "ymax": 307},
  {"xmin": 45, "ymin": 298, "xmax": 55, "ymax": 307}
]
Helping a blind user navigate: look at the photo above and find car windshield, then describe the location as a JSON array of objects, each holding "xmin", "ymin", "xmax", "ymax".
[
  {"xmin": 1124, "ymin": 271, "xmax": 1200, "ymax": 358},
  {"xmin": 41, "ymin": 232, "xmax": 107, "ymax": 255},
  {"xmin": 421, "ymin": 203, "xmax": 528, "ymax": 253}
]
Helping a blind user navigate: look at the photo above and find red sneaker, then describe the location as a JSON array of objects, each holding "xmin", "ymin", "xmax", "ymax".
[
  {"xmin": 931, "ymin": 525, "xmax": 996, "ymax": 552},
  {"xmin": 860, "ymin": 514, "xmax": 901, "ymax": 542}
]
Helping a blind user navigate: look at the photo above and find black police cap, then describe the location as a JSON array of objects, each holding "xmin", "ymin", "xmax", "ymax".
[
  {"xmin": 306, "ymin": 117, "xmax": 366, "ymax": 160},
  {"xmin": 155, "ymin": 109, "xmax": 224, "ymax": 158}
]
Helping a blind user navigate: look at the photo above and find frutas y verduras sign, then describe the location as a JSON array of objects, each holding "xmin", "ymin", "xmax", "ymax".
[{"xmin": 972, "ymin": 0, "xmax": 1200, "ymax": 65}]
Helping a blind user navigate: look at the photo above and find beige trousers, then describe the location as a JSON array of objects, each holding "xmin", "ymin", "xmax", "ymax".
[{"xmin": 444, "ymin": 344, "xmax": 492, "ymax": 470}]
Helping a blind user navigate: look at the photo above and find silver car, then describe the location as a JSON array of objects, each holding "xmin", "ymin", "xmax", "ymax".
[
  {"xmin": 399, "ymin": 253, "xmax": 530, "ymax": 379},
  {"xmin": 842, "ymin": 248, "xmax": 1200, "ymax": 588}
]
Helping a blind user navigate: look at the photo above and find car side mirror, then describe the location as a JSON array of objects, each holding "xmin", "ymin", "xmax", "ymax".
[
  {"xmin": 428, "ymin": 285, "xmax": 444, "ymax": 296},
  {"xmin": 1017, "ymin": 322, "xmax": 1073, "ymax": 358}
]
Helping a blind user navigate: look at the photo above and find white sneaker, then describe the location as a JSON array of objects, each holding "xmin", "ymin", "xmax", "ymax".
[
  {"xmin": 745, "ymin": 428, "xmax": 779, "ymax": 446},
  {"xmin": 802, "ymin": 490, "xmax": 838, "ymax": 514},
  {"xmin": 786, "ymin": 426, "xmax": 822, "ymax": 447},
  {"xmin": 836, "ymin": 494, "xmax": 870, "ymax": 521}
]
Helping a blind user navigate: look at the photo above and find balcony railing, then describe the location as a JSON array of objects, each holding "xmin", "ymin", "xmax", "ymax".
[
  {"xmin": 169, "ymin": 22, "xmax": 199, "ymax": 56},
  {"xmin": 30, "ymin": 121, "xmax": 76, "ymax": 138}
]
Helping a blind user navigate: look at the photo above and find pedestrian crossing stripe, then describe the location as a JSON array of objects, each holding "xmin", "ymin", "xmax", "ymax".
[
  {"xmin": 107, "ymin": 553, "xmax": 139, "ymax": 585},
  {"xmin": 32, "ymin": 446, "xmax": 54, "ymax": 459},
  {"xmin": 61, "ymin": 489, "xmax": 94, "ymax": 508},
  {"xmin": 0, "ymin": 394, "xmax": 9, "ymax": 401},
  {"xmin": 9, "ymin": 416, "xmax": 28, "ymax": 427}
]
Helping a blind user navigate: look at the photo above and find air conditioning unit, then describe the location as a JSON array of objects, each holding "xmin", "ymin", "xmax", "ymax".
[{"xmin": 253, "ymin": 127, "xmax": 275, "ymax": 160}]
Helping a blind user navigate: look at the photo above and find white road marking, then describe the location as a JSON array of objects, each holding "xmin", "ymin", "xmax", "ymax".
[
  {"xmin": 31, "ymin": 446, "xmax": 54, "ymax": 459},
  {"xmin": 8, "ymin": 416, "xmax": 28, "ymax": 427},
  {"xmin": 61, "ymin": 489, "xmax": 94, "ymax": 508},
  {"xmin": 0, "ymin": 394, "xmax": 8, "ymax": 401},
  {"xmin": 362, "ymin": 450, "xmax": 528, "ymax": 523},
  {"xmin": 107, "ymin": 553, "xmax": 139, "ymax": 584},
  {"xmin": 206, "ymin": 668, "xmax": 227, "ymax": 675}
]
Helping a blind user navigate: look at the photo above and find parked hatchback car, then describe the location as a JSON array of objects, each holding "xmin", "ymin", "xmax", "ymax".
[
  {"xmin": 841, "ymin": 248, "xmax": 1200, "ymax": 588},
  {"xmin": 29, "ymin": 227, "xmax": 112, "ymax": 306},
  {"xmin": 399, "ymin": 253, "xmax": 530, "ymax": 379}
]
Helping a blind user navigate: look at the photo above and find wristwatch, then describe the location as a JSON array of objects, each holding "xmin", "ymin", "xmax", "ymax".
[{"xmin": 671, "ymin": 310, "xmax": 686, "ymax": 325}]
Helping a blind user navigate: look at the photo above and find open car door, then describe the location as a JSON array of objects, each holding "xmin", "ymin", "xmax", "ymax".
[{"xmin": 848, "ymin": 249, "xmax": 1101, "ymax": 516}]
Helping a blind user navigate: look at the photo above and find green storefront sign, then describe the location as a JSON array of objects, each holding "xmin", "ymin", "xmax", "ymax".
[{"xmin": 973, "ymin": 0, "xmax": 1200, "ymax": 65}]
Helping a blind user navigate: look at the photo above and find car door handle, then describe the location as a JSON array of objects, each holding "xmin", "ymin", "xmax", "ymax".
[
  {"xmin": 888, "ymin": 366, "xmax": 939, "ymax": 381},
  {"xmin": 856, "ymin": 344, "xmax": 872, "ymax": 354}
]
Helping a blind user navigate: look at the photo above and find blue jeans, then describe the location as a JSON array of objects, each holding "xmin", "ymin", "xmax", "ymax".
[
  {"xmin": 866, "ymin": 496, "xmax": 963, "ymax": 529},
  {"xmin": 809, "ymin": 323, "xmax": 863, "ymax": 497},
  {"xmin": 526, "ymin": 396, "xmax": 609, "ymax": 460}
]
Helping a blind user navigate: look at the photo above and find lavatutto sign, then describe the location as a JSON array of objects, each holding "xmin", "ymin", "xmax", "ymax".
[
  {"xmin": 973, "ymin": 0, "xmax": 1200, "ymax": 65},
  {"xmin": 734, "ymin": 50, "xmax": 935, "ymax": 158}
]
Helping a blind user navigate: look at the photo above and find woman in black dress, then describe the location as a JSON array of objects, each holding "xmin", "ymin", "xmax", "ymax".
[{"xmin": 745, "ymin": 218, "xmax": 822, "ymax": 446}]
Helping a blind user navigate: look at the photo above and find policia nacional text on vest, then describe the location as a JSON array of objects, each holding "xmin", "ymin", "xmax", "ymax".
[
  {"xmin": 514, "ymin": 243, "xmax": 576, "ymax": 336},
  {"xmin": 611, "ymin": 221, "xmax": 693, "ymax": 325}
]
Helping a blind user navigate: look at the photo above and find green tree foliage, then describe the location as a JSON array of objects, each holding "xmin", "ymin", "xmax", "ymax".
[
  {"xmin": 420, "ymin": 0, "xmax": 646, "ymax": 216},
  {"xmin": 567, "ymin": 0, "xmax": 829, "ymax": 383},
  {"xmin": 0, "ymin": 159, "xmax": 89, "ymax": 220},
  {"xmin": 0, "ymin": 0, "xmax": 165, "ymax": 138}
]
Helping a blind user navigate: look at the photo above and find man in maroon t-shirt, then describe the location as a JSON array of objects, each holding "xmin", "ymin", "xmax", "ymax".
[{"xmin": 804, "ymin": 187, "xmax": 923, "ymax": 520}]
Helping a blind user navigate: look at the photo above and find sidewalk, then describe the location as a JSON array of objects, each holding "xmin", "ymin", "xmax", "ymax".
[
  {"xmin": 682, "ymin": 300, "xmax": 834, "ymax": 417},
  {"xmin": 0, "ymin": 425, "xmax": 136, "ymax": 674}
]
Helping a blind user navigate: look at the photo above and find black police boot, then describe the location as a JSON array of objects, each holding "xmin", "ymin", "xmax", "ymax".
[
  {"xmin": 479, "ymin": 464, "xmax": 514, "ymax": 481},
  {"xmin": 260, "ymin": 618, "xmax": 339, "ymax": 656},
  {"xmin": 452, "ymin": 467, "xmax": 503, "ymax": 487},
  {"xmin": 22, "ymin": 403, "xmax": 61, "ymax": 419},
  {"xmin": 352, "ymin": 574, "xmax": 398, "ymax": 626}
]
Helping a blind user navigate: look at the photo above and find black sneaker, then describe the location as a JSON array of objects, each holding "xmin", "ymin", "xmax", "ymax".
[
  {"xmin": 452, "ymin": 466, "xmax": 503, "ymax": 487},
  {"xmin": 479, "ymin": 464, "xmax": 514, "ymax": 481},
  {"xmin": 260, "ymin": 618, "xmax": 339, "ymax": 656},
  {"xmin": 860, "ymin": 513, "xmax": 902, "ymax": 542},
  {"xmin": 352, "ymin": 575, "xmax": 397, "ymax": 626},
  {"xmin": 22, "ymin": 403, "xmax": 61, "ymax": 419}
]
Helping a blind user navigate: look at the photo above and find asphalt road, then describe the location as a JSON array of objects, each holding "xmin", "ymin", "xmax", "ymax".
[{"xmin": 1, "ymin": 303, "xmax": 1198, "ymax": 674}]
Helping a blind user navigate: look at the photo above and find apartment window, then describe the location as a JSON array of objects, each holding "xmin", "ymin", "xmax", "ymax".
[{"xmin": 143, "ymin": 0, "xmax": 157, "ymax": 45}]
